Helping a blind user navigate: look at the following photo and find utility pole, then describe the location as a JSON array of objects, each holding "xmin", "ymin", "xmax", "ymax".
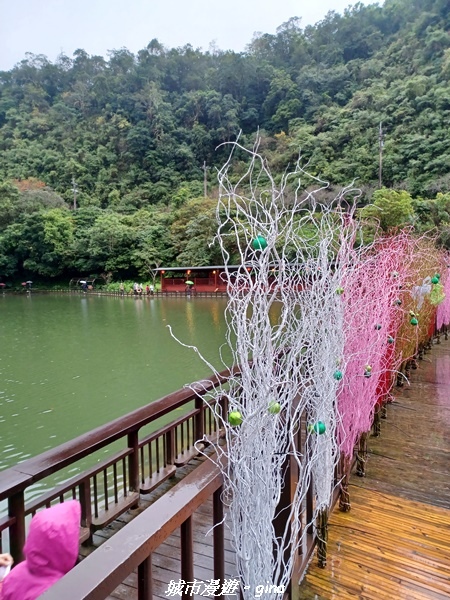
[
  {"xmin": 203, "ymin": 161, "xmax": 207, "ymax": 198},
  {"xmin": 378, "ymin": 122, "xmax": 384, "ymax": 189},
  {"xmin": 71, "ymin": 177, "xmax": 78, "ymax": 210}
]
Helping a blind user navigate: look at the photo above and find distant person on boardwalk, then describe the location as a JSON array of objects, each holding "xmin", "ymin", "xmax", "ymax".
[
  {"xmin": 146, "ymin": 284, "xmax": 150, "ymax": 296},
  {"xmin": 149, "ymin": 284, "xmax": 154, "ymax": 295},
  {"xmin": 119, "ymin": 282, "xmax": 124, "ymax": 296},
  {"xmin": 0, "ymin": 500, "xmax": 81, "ymax": 600}
]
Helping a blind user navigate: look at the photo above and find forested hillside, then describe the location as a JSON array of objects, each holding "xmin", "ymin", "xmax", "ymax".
[{"xmin": 1, "ymin": 0, "xmax": 449, "ymax": 281}]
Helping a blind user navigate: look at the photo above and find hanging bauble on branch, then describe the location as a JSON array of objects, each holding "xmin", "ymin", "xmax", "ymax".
[
  {"xmin": 430, "ymin": 283, "xmax": 445, "ymax": 305},
  {"xmin": 228, "ymin": 411, "xmax": 243, "ymax": 426},
  {"xmin": 268, "ymin": 400, "xmax": 281, "ymax": 414},
  {"xmin": 409, "ymin": 309, "xmax": 418, "ymax": 326},
  {"xmin": 308, "ymin": 421, "xmax": 326, "ymax": 435},
  {"xmin": 252, "ymin": 235, "xmax": 268, "ymax": 250}
]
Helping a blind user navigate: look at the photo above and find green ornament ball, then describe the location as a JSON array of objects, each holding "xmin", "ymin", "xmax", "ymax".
[
  {"xmin": 314, "ymin": 421, "xmax": 326, "ymax": 435},
  {"xmin": 336, "ymin": 287, "xmax": 345, "ymax": 295},
  {"xmin": 252, "ymin": 235, "xmax": 268, "ymax": 250},
  {"xmin": 410, "ymin": 317, "xmax": 419, "ymax": 326},
  {"xmin": 333, "ymin": 370, "xmax": 343, "ymax": 381},
  {"xmin": 431, "ymin": 276, "xmax": 439, "ymax": 284},
  {"xmin": 387, "ymin": 336, "xmax": 395, "ymax": 344},
  {"xmin": 375, "ymin": 324, "xmax": 382, "ymax": 330},
  {"xmin": 395, "ymin": 299, "xmax": 402, "ymax": 306},
  {"xmin": 308, "ymin": 421, "xmax": 326, "ymax": 435},
  {"xmin": 268, "ymin": 401, "xmax": 281, "ymax": 415},
  {"xmin": 228, "ymin": 411, "xmax": 243, "ymax": 426}
]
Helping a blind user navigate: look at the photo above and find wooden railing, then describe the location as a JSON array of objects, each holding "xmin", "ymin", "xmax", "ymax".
[
  {"xmin": 0, "ymin": 369, "xmax": 233, "ymax": 561},
  {"xmin": 40, "ymin": 458, "xmax": 226, "ymax": 600},
  {"xmin": 0, "ymin": 366, "xmax": 348, "ymax": 599},
  {"xmin": 40, "ymin": 439, "xmax": 322, "ymax": 600}
]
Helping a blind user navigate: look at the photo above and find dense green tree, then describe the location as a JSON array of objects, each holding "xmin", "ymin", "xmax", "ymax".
[
  {"xmin": 130, "ymin": 209, "xmax": 176, "ymax": 277},
  {"xmin": 0, "ymin": 208, "xmax": 73, "ymax": 277},
  {"xmin": 359, "ymin": 188, "xmax": 414, "ymax": 231},
  {"xmin": 71, "ymin": 211, "xmax": 135, "ymax": 274},
  {"xmin": 1, "ymin": 0, "xmax": 450, "ymax": 280},
  {"xmin": 0, "ymin": 181, "xmax": 20, "ymax": 227}
]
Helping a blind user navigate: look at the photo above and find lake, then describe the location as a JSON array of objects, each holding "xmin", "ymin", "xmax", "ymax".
[{"xmin": 0, "ymin": 293, "xmax": 230, "ymax": 473}]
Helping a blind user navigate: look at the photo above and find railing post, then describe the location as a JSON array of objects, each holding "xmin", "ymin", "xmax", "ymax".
[
  {"xmin": 373, "ymin": 404, "xmax": 381, "ymax": 437},
  {"xmin": 128, "ymin": 431, "xmax": 140, "ymax": 507},
  {"xmin": 356, "ymin": 432, "xmax": 368, "ymax": 477},
  {"xmin": 79, "ymin": 480, "xmax": 93, "ymax": 537},
  {"xmin": 213, "ymin": 486, "xmax": 225, "ymax": 582},
  {"xmin": 165, "ymin": 429, "xmax": 175, "ymax": 466},
  {"xmin": 316, "ymin": 508, "xmax": 329, "ymax": 568},
  {"xmin": 8, "ymin": 491, "xmax": 26, "ymax": 563},
  {"xmin": 194, "ymin": 396, "xmax": 205, "ymax": 442},
  {"xmin": 181, "ymin": 516, "xmax": 194, "ymax": 600},
  {"xmin": 219, "ymin": 394, "xmax": 229, "ymax": 425},
  {"xmin": 273, "ymin": 452, "xmax": 297, "ymax": 599},
  {"xmin": 138, "ymin": 554, "xmax": 152, "ymax": 600},
  {"xmin": 339, "ymin": 455, "xmax": 351, "ymax": 512},
  {"xmin": 306, "ymin": 480, "xmax": 314, "ymax": 535}
]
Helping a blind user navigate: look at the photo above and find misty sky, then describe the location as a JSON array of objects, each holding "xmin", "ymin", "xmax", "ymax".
[{"xmin": 0, "ymin": 0, "xmax": 376, "ymax": 71}]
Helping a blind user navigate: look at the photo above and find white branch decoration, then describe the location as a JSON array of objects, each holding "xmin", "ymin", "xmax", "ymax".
[{"xmin": 170, "ymin": 141, "xmax": 360, "ymax": 598}]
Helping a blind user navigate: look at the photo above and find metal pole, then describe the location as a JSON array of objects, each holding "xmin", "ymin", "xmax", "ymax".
[
  {"xmin": 71, "ymin": 177, "xmax": 78, "ymax": 210},
  {"xmin": 378, "ymin": 122, "xmax": 383, "ymax": 189},
  {"xmin": 203, "ymin": 161, "xmax": 207, "ymax": 197}
]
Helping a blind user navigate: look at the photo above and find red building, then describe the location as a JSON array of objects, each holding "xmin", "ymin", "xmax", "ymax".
[{"xmin": 155, "ymin": 266, "xmax": 233, "ymax": 293}]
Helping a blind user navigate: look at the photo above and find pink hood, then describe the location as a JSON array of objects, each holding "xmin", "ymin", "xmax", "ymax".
[{"xmin": 1, "ymin": 500, "xmax": 81, "ymax": 600}]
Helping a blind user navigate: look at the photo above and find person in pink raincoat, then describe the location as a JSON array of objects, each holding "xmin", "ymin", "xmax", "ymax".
[{"xmin": 0, "ymin": 500, "xmax": 81, "ymax": 600}]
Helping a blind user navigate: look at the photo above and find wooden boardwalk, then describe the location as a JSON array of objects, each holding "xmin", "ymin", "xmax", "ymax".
[{"xmin": 299, "ymin": 341, "xmax": 450, "ymax": 599}]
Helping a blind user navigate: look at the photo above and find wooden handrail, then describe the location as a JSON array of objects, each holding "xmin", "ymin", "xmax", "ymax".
[
  {"xmin": 24, "ymin": 448, "xmax": 133, "ymax": 516},
  {"xmin": 40, "ymin": 458, "xmax": 224, "ymax": 600},
  {"xmin": 0, "ymin": 366, "xmax": 240, "ymax": 562}
]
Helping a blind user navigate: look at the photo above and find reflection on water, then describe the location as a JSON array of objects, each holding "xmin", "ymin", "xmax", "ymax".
[
  {"xmin": 0, "ymin": 294, "xmax": 230, "ymax": 473},
  {"xmin": 185, "ymin": 297, "xmax": 195, "ymax": 334}
]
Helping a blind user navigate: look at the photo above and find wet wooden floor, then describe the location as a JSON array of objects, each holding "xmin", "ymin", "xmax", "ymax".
[{"xmin": 298, "ymin": 341, "xmax": 450, "ymax": 599}]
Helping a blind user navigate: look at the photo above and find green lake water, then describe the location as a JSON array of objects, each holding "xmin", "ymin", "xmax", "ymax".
[{"xmin": 0, "ymin": 293, "xmax": 230, "ymax": 474}]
